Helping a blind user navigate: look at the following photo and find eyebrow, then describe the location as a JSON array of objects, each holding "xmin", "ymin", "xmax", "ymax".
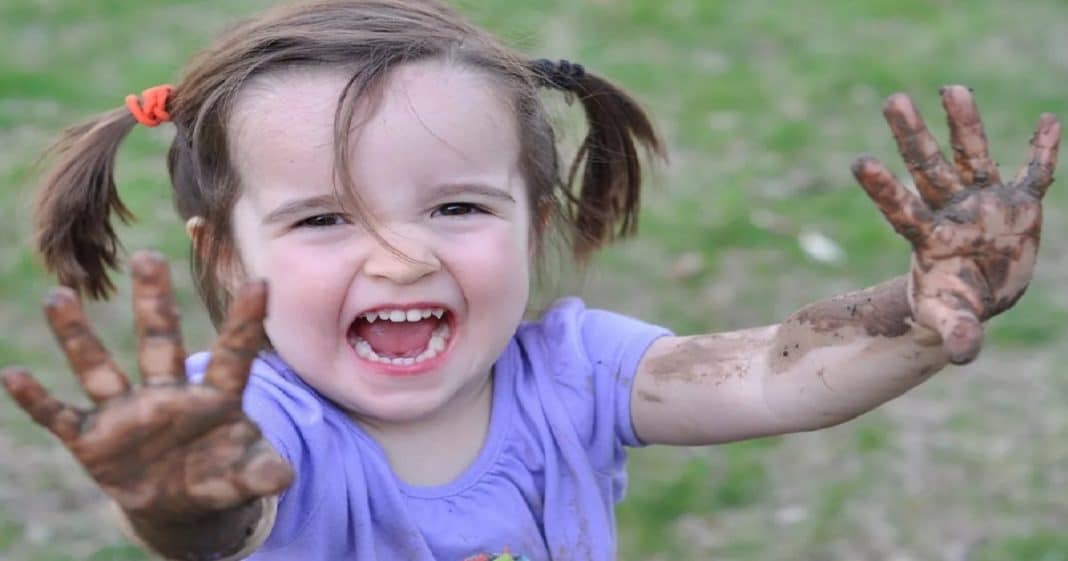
[
  {"xmin": 262, "ymin": 194, "xmax": 341, "ymax": 225},
  {"xmin": 434, "ymin": 183, "xmax": 516, "ymax": 203},
  {"xmin": 261, "ymin": 183, "xmax": 516, "ymax": 225}
]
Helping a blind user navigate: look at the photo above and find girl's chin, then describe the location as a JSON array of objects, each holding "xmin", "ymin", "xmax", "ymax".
[{"xmin": 343, "ymin": 392, "xmax": 452, "ymax": 427}]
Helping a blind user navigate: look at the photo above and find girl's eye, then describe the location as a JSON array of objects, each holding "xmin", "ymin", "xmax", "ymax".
[
  {"xmin": 433, "ymin": 202, "xmax": 484, "ymax": 217},
  {"xmin": 296, "ymin": 213, "xmax": 347, "ymax": 228}
]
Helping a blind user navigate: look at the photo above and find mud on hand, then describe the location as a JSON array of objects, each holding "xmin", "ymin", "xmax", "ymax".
[
  {"xmin": 852, "ymin": 85, "xmax": 1061, "ymax": 365},
  {"xmin": 1, "ymin": 251, "xmax": 293, "ymax": 521}
]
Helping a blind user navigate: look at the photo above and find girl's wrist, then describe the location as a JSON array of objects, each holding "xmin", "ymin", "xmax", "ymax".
[{"xmin": 112, "ymin": 495, "xmax": 277, "ymax": 561}]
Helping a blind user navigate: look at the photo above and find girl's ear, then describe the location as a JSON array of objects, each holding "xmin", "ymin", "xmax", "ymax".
[{"xmin": 185, "ymin": 216, "xmax": 205, "ymax": 246}]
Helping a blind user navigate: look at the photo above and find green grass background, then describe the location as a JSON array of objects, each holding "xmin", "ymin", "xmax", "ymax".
[{"xmin": 2, "ymin": 1, "xmax": 1067, "ymax": 560}]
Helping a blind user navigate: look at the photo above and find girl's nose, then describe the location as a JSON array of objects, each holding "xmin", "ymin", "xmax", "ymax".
[{"xmin": 361, "ymin": 228, "xmax": 441, "ymax": 284}]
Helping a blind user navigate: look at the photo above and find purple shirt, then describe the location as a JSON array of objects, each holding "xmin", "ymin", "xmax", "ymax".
[{"xmin": 187, "ymin": 297, "xmax": 670, "ymax": 561}]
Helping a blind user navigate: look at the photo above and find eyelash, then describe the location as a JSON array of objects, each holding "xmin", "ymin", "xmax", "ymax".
[
  {"xmin": 294, "ymin": 203, "xmax": 485, "ymax": 228},
  {"xmin": 295, "ymin": 213, "xmax": 348, "ymax": 228},
  {"xmin": 433, "ymin": 202, "xmax": 486, "ymax": 217}
]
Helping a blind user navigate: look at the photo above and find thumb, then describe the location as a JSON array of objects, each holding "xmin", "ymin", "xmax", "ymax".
[
  {"xmin": 237, "ymin": 439, "xmax": 294, "ymax": 498},
  {"xmin": 913, "ymin": 294, "xmax": 985, "ymax": 365}
]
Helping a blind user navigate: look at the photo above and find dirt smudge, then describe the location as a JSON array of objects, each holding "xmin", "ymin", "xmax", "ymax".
[
  {"xmin": 644, "ymin": 330, "xmax": 768, "ymax": 387},
  {"xmin": 771, "ymin": 276, "xmax": 913, "ymax": 373}
]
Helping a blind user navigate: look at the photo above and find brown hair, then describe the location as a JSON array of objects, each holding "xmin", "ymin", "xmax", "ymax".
[{"xmin": 33, "ymin": 0, "xmax": 664, "ymax": 326}]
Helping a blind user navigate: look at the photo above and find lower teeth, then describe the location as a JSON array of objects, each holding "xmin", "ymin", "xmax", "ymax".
[{"xmin": 350, "ymin": 323, "xmax": 450, "ymax": 365}]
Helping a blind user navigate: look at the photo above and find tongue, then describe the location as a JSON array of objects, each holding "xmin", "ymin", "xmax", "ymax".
[{"xmin": 354, "ymin": 318, "xmax": 440, "ymax": 358}]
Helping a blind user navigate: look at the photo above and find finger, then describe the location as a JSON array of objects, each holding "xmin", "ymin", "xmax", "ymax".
[
  {"xmin": 182, "ymin": 422, "xmax": 263, "ymax": 509},
  {"xmin": 941, "ymin": 85, "xmax": 1001, "ymax": 187},
  {"xmin": 131, "ymin": 251, "xmax": 187, "ymax": 385},
  {"xmin": 911, "ymin": 271, "xmax": 985, "ymax": 365},
  {"xmin": 852, "ymin": 156, "xmax": 935, "ymax": 246},
  {"xmin": 45, "ymin": 288, "xmax": 130, "ymax": 403},
  {"xmin": 935, "ymin": 311, "xmax": 984, "ymax": 366},
  {"xmin": 236, "ymin": 439, "xmax": 294, "ymax": 497},
  {"xmin": 1014, "ymin": 112, "xmax": 1061, "ymax": 200},
  {"xmin": 883, "ymin": 93, "xmax": 962, "ymax": 209},
  {"xmin": 1, "ymin": 367, "xmax": 84, "ymax": 441},
  {"xmin": 203, "ymin": 281, "xmax": 267, "ymax": 398}
]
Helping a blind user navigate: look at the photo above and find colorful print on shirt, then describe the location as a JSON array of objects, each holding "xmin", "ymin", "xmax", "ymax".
[{"xmin": 463, "ymin": 552, "xmax": 531, "ymax": 561}]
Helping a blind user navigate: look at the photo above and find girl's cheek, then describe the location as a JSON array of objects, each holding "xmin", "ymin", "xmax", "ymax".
[
  {"xmin": 459, "ymin": 228, "xmax": 531, "ymax": 295},
  {"xmin": 266, "ymin": 237, "xmax": 346, "ymax": 276}
]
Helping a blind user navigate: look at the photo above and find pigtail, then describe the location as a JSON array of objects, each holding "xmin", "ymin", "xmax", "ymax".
[
  {"xmin": 33, "ymin": 107, "xmax": 139, "ymax": 299},
  {"xmin": 532, "ymin": 59, "xmax": 665, "ymax": 260}
]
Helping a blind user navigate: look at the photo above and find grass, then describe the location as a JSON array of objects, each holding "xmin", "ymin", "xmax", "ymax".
[
  {"xmin": 977, "ymin": 534, "xmax": 1068, "ymax": 561},
  {"xmin": 2, "ymin": 0, "xmax": 1067, "ymax": 560}
]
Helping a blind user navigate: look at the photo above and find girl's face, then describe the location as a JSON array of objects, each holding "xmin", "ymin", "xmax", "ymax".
[{"xmin": 227, "ymin": 61, "xmax": 531, "ymax": 426}]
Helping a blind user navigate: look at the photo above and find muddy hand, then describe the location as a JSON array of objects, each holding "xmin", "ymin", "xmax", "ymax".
[
  {"xmin": 1, "ymin": 251, "xmax": 292, "ymax": 520},
  {"xmin": 852, "ymin": 85, "xmax": 1060, "ymax": 365}
]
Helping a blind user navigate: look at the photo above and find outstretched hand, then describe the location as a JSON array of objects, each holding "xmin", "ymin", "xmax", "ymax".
[
  {"xmin": 853, "ymin": 85, "xmax": 1060, "ymax": 365},
  {"xmin": 1, "ymin": 252, "xmax": 292, "ymax": 521}
]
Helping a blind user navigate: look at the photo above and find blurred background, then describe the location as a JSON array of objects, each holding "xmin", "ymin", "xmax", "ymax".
[{"xmin": 1, "ymin": 0, "xmax": 1067, "ymax": 560}]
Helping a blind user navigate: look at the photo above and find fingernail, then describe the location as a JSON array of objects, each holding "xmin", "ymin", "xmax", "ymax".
[
  {"xmin": 131, "ymin": 249, "xmax": 164, "ymax": 262},
  {"xmin": 0, "ymin": 368, "xmax": 28, "ymax": 391},
  {"xmin": 44, "ymin": 287, "xmax": 77, "ymax": 309},
  {"xmin": 130, "ymin": 251, "xmax": 166, "ymax": 275},
  {"xmin": 946, "ymin": 321, "xmax": 983, "ymax": 365}
]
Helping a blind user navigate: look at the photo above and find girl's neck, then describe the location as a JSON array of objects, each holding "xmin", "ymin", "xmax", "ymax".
[{"xmin": 353, "ymin": 373, "xmax": 495, "ymax": 487}]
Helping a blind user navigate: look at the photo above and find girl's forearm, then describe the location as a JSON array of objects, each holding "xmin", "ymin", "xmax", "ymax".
[{"xmin": 763, "ymin": 275, "xmax": 949, "ymax": 431}]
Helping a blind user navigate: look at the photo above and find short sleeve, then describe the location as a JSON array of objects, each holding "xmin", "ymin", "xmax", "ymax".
[{"xmin": 515, "ymin": 298, "xmax": 672, "ymax": 467}]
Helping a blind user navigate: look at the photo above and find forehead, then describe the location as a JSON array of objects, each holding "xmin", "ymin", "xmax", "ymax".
[{"xmin": 228, "ymin": 61, "xmax": 521, "ymax": 201}]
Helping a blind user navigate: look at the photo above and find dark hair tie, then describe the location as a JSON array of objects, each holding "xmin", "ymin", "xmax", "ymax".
[{"xmin": 531, "ymin": 58, "xmax": 586, "ymax": 91}]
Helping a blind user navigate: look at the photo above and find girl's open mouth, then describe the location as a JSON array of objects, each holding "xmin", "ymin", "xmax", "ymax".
[{"xmin": 347, "ymin": 307, "xmax": 453, "ymax": 367}]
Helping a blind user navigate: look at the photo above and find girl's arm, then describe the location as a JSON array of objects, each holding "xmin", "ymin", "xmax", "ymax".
[
  {"xmin": 631, "ymin": 86, "xmax": 1060, "ymax": 446},
  {"xmin": 633, "ymin": 276, "xmax": 943, "ymax": 445}
]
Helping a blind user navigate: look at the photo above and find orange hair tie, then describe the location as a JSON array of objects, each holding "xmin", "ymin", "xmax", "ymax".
[{"xmin": 125, "ymin": 84, "xmax": 173, "ymax": 127}]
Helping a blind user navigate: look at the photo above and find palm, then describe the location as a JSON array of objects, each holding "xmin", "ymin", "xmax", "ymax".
[
  {"xmin": 853, "ymin": 85, "xmax": 1060, "ymax": 364},
  {"xmin": 2, "ymin": 252, "xmax": 292, "ymax": 520},
  {"xmin": 73, "ymin": 384, "xmax": 260, "ymax": 517},
  {"xmin": 917, "ymin": 183, "xmax": 1040, "ymax": 314}
]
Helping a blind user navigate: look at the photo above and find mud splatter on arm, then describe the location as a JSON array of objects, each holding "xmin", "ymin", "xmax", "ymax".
[
  {"xmin": 759, "ymin": 276, "xmax": 946, "ymax": 431},
  {"xmin": 633, "ymin": 277, "xmax": 945, "ymax": 445}
]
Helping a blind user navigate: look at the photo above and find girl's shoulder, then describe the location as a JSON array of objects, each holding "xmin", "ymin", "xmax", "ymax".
[
  {"xmin": 507, "ymin": 297, "xmax": 672, "ymax": 452},
  {"xmin": 514, "ymin": 296, "xmax": 672, "ymax": 371}
]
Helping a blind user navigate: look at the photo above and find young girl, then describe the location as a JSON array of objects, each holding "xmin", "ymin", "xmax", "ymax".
[{"xmin": 1, "ymin": 0, "xmax": 1060, "ymax": 560}]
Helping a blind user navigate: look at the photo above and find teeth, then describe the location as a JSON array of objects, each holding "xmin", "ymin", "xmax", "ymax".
[
  {"xmin": 429, "ymin": 324, "xmax": 449, "ymax": 352},
  {"xmin": 361, "ymin": 308, "xmax": 447, "ymax": 323},
  {"xmin": 349, "ymin": 320, "xmax": 452, "ymax": 365}
]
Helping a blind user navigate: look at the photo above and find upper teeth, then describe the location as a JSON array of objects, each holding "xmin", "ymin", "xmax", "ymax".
[{"xmin": 363, "ymin": 308, "xmax": 445, "ymax": 323}]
